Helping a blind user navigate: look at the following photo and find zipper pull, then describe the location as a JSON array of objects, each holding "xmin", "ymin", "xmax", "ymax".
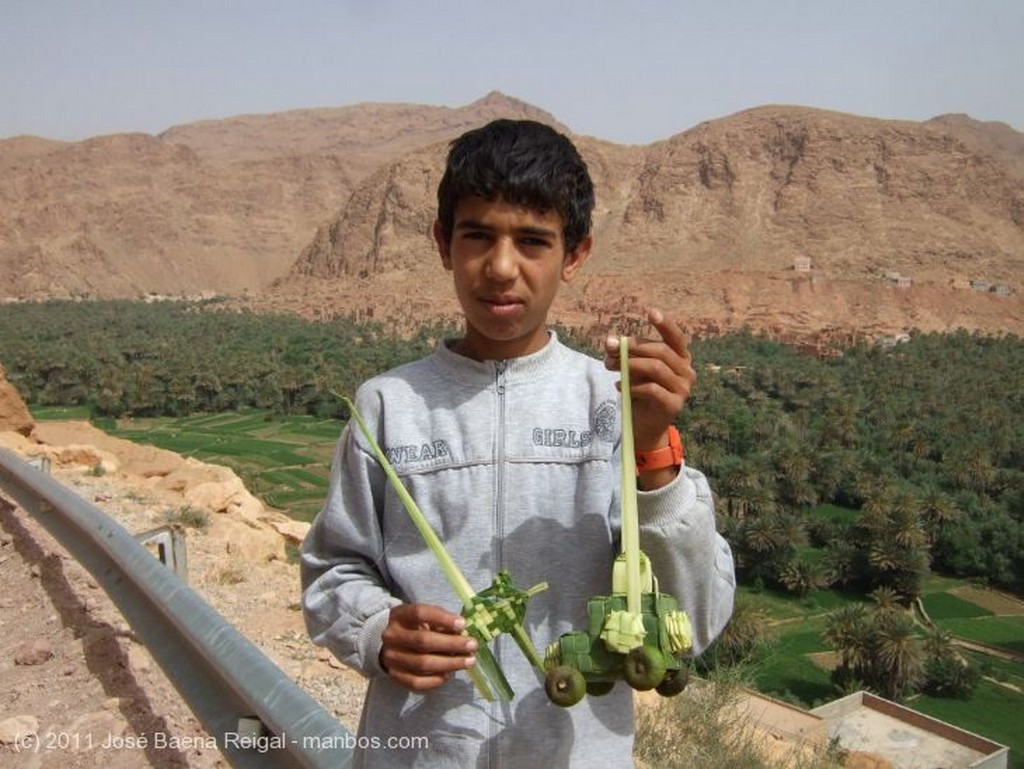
[{"xmin": 495, "ymin": 361, "xmax": 507, "ymax": 394}]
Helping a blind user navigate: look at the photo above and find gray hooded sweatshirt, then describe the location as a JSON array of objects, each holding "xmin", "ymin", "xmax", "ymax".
[{"xmin": 301, "ymin": 334, "xmax": 735, "ymax": 768}]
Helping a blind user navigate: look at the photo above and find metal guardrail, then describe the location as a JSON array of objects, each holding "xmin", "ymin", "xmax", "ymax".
[{"xmin": 0, "ymin": 449, "xmax": 353, "ymax": 769}]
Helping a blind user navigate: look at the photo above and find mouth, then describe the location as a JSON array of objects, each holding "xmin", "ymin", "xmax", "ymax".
[{"xmin": 480, "ymin": 295, "xmax": 525, "ymax": 317}]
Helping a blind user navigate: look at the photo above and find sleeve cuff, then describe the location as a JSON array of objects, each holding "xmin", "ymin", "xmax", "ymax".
[
  {"xmin": 637, "ymin": 465, "xmax": 700, "ymax": 528},
  {"xmin": 357, "ymin": 603, "xmax": 399, "ymax": 679}
]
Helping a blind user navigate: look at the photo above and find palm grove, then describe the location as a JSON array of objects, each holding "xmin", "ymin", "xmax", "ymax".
[{"xmin": 2, "ymin": 300, "xmax": 1021, "ymax": 703}]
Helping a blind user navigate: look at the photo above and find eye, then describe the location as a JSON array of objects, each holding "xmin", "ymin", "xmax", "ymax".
[{"xmin": 519, "ymin": 235, "xmax": 554, "ymax": 249}]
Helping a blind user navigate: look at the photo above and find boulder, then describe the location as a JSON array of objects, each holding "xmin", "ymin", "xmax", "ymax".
[
  {"xmin": 206, "ymin": 512, "xmax": 286, "ymax": 562},
  {"xmin": 35, "ymin": 443, "xmax": 120, "ymax": 472},
  {"xmin": 0, "ymin": 430, "xmax": 37, "ymax": 454},
  {"xmin": 0, "ymin": 715, "xmax": 39, "ymax": 745},
  {"xmin": 0, "ymin": 364, "xmax": 34, "ymax": 436},
  {"xmin": 268, "ymin": 517, "xmax": 311, "ymax": 546},
  {"xmin": 32, "ymin": 421, "xmax": 182, "ymax": 477}
]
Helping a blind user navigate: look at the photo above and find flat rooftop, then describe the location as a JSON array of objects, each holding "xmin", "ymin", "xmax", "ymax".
[{"xmin": 812, "ymin": 691, "xmax": 1008, "ymax": 769}]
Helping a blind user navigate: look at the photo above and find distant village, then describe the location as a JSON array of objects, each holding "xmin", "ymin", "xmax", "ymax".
[{"xmin": 791, "ymin": 256, "xmax": 1014, "ymax": 297}]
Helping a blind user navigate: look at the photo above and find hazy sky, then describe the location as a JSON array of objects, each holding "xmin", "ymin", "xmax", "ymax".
[{"xmin": 2, "ymin": 0, "xmax": 1022, "ymax": 145}]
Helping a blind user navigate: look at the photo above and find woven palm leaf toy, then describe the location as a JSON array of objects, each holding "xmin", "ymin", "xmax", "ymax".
[
  {"xmin": 341, "ymin": 396, "xmax": 547, "ymax": 702},
  {"xmin": 541, "ymin": 336, "xmax": 693, "ymax": 707}
]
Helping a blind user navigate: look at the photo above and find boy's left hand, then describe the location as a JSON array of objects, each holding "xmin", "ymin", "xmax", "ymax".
[{"xmin": 605, "ymin": 308, "xmax": 694, "ymax": 477}]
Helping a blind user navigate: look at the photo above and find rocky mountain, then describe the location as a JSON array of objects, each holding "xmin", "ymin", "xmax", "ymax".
[
  {"xmin": 1, "ymin": 93, "xmax": 1022, "ymax": 342},
  {"xmin": 267, "ymin": 104, "xmax": 1024, "ymax": 342},
  {"xmin": 0, "ymin": 92, "xmax": 560, "ymax": 299}
]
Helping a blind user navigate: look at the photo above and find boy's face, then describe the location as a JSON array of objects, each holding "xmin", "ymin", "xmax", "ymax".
[{"xmin": 435, "ymin": 196, "xmax": 591, "ymax": 361}]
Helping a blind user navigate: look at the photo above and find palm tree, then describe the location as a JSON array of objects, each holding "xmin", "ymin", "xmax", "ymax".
[
  {"xmin": 919, "ymin": 487, "xmax": 960, "ymax": 546},
  {"xmin": 822, "ymin": 604, "xmax": 872, "ymax": 678},
  {"xmin": 741, "ymin": 515, "xmax": 776, "ymax": 554},
  {"xmin": 868, "ymin": 586, "xmax": 903, "ymax": 615},
  {"xmin": 714, "ymin": 455, "xmax": 766, "ymax": 519},
  {"xmin": 778, "ymin": 557, "xmax": 828, "ymax": 597},
  {"xmin": 707, "ymin": 596, "xmax": 774, "ymax": 667},
  {"xmin": 769, "ymin": 510, "xmax": 807, "ymax": 552},
  {"xmin": 873, "ymin": 612, "xmax": 925, "ymax": 699},
  {"xmin": 821, "ymin": 539, "xmax": 859, "ymax": 588},
  {"xmin": 857, "ymin": 490, "xmax": 892, "ymax": 541},
  {"xmin": 867, "ymin": 538, "xmax": 904, "ymax": 575},
  {"xmin": 922, "ymin": 627, "xmax": 955, "ymax": 660},
  {"xmin": 889, "ymin": 490, "xmax": 926, "ymax": 548}
]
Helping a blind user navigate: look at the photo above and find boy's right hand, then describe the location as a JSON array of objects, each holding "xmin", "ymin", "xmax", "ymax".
[{"xmin": 379, "ymin": 603, "xmax": 478, "ymax": 691}]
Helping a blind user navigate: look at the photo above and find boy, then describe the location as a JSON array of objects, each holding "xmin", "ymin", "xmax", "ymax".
[{"xmin": 301, "ymin": 119, "xmax": 735, "ymax": 767}]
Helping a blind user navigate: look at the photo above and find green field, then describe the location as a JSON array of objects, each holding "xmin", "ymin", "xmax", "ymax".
[
  {"xmin": 922, "ymin": 591, "xmax": 994, "ymax": 620},
  {"xmin": 942, "ymin": 616, "xmax": 1024, "ymax": 653},
  {"xmin": 911, "ymin": 680, "xmax": 1023, "ymax": 769},
  {"xmin": 805, "ymin": 503, "xmax": 860, "ymax": 525},
  {"xmin": 79, "ymin": 409, "xmax": 342, "ymax": 521}
]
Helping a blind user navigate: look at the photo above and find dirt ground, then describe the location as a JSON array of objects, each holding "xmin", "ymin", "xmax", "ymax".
[
  {"xmin": 0, "ymin": 440, "xmax": 367, "ymax": 768},
  {"xmin": 949, "ymin": 585, "xmax": 1024, "ymax": 616}
]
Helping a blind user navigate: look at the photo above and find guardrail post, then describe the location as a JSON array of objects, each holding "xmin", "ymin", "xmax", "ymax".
[{"xmin": 135, "ymin": 525, "xmax": 189, "ymax": 583}]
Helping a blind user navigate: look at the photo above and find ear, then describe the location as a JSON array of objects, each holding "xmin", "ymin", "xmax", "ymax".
[
  {"xmin": 561, "ymin": 235, "xmax": 593, "ymax": 283},
  {"xmin": 433, "ymin": 220, "xmax": 453, "ymax": 271}
]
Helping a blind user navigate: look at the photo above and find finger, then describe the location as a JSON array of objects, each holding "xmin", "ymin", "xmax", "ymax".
[
  {"xmin": 624, "ymin": 348, "xmax": 695, "ymax": 389},
  {"xmin": 382, "ymin": 647, "xmax": 477, "ymax": 678},
  {"xmin": 390, "ymin": 603, "xmax": 466, "ymax": 634},
  {"xmin": 389, "ymin": 670, "xmax": 451, "ymax": 692},
  {"xmin": 645, "ymin": 308, "xmax": 691, "ymax": 359},
  {"xmin": 386, "ymin": 657, "xmax": 470, "ymax": 692},
  {"xmin": 389, "ymin": 669, "xmax": 450, "ymax": 692},
  {"xmin": 383, "ymin": 625, "xmax": 478, "ymax": 657},
  {"xmin": 605, "ymin": 324, "xmax": 691, "ymax": 376},
  {"xmin": 627, "ymin": 379, "xmax": 690, "ymax": 414}
]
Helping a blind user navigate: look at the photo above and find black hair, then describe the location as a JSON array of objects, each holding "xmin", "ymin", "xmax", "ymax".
[{"xmin": 436, "ymin": 119, "xmax": 595, "ymax": 254}]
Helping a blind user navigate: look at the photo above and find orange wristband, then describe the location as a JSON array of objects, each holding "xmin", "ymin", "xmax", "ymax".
[{"xmin": 635, "ymin": 426, "xmax": 683, "ymax": 473}]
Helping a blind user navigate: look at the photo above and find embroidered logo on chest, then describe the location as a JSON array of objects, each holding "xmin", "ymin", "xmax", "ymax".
[
  {"xmin": 531, "ymin": 400, "xmax": 619, "ymax": 449},
  {"xmin": 592, "ymin": 399, "xmax": 618, "ymax": 443},
  {"xmin": 384, "ymin": 440, "xmax": 451, "ymax": 465},
  {"xmin": 532, "ymin": 428, "xmax": 593, "ymax": 449}
]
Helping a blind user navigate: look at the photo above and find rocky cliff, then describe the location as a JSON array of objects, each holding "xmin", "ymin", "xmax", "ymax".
[
  {"xmin": 265, "ymin": 105, "xmax": 1024, "ymax": 341},
  {"xmin": 0, "ymin": 92, "xmax": 559, "ymax": 299},
  {"xmin": 2, "ymin": 94, "xmax": 1022, "ymax": 341}
]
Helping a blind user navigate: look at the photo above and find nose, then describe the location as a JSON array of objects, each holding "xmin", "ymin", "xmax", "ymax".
[{"xmin": 484, "ymin": 237, "xmax": 518, "ymax": 282}]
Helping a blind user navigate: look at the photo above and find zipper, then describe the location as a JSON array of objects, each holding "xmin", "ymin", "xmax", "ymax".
[
  {"xmin": 494, "ymin": 360, "xmax": 508, "ymax": 570},
  {"xmin": 490, "ymin": 359, "xmax": 508, "ymax": 768}
]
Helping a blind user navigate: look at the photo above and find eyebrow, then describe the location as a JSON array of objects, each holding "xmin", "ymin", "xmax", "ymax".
[{"xmin": 453, "ymin": 219, "xmax": 559, "ymax": 239}]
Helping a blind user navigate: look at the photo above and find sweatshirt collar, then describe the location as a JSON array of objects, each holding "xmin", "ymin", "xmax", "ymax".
[{"xmin": 434, "ymin": 331, "xmax": 565, "ymax": 385}]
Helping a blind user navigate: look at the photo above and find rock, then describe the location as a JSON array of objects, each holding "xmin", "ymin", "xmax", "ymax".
[
  {"xmin": 206, "ymin": 513, "xmax": 285, "ymax": 562},
  {"xmin": 0, "ymin": 714, "xmax": 39, "ymax": 744},
  {"xmin": 269, "ymin": 517, "xmax": 311, "ymax": 545},
  {"xmin": 15, "ymin": 639, "xmax": 55, "ymax": 666},
  {"xmin": 184, "ymin": 475, "xmax": 257, "ymax": 516},
  {"xmin": 32, "ymin": 421, "xmax": 182, "ymax": 477},
  {"xmin": 0, "ymin": 364, "xmax": 34, "ymax": 436},
  {"xmin": 127, "ymin": 642, "xmax": 153, "ymax": 674},
  {"xmin": 66, "ymin": 710, "xmax": 127, "ymax": 749},
  {"xmin": 0, "ymin": 430, "xmax": 37, "ymax": 454},
  {"xmin": 30, "ymin": 443, "xmax": 119, "ymax": 472}
]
